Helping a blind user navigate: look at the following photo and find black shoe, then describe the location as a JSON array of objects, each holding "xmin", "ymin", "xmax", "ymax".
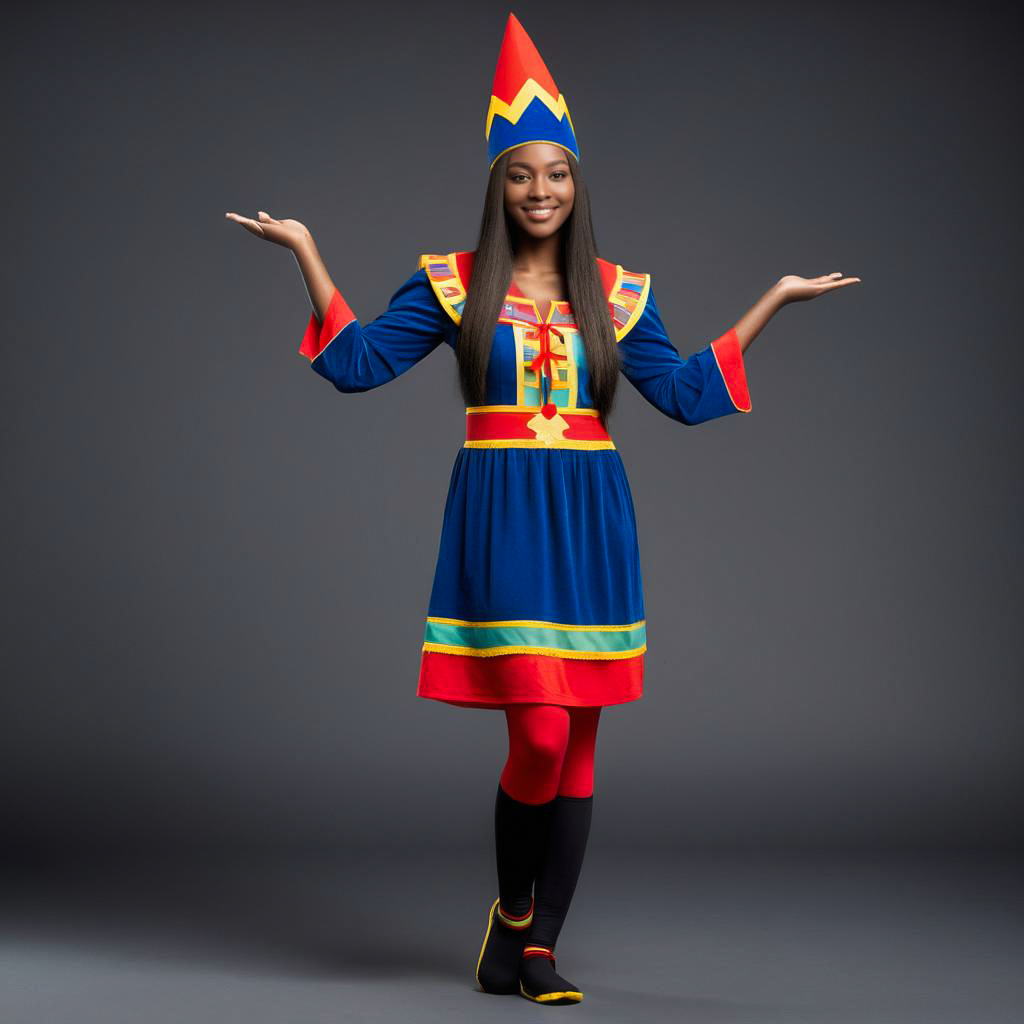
[
  {"xmin": 476, "ymin": 897, "xmax": 532, "ymax": 994},
  {"xmin": 518, "ymin": 945, "xmax": 584, "ymax": 1005}
]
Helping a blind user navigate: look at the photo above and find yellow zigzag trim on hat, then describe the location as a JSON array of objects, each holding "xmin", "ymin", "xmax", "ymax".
[{"xmin": 485, "ymin": 78, "xmax": 577, "ymax": 141}]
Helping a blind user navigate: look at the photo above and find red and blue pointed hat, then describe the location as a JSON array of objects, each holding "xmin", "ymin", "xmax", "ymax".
[{"xmin": 485, "ymin": 13, "xmax": 579, "ymax": 172}]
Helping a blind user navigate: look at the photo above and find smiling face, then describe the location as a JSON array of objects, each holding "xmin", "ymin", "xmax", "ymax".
[{"xmin": 503, "ymin": 142, "xmax": 575, "ymax": 241}]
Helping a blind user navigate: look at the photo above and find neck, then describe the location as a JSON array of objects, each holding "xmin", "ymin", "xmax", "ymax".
[{"xmin": 512, "ymin": 230, "xmax": 564, "ymax": 277}]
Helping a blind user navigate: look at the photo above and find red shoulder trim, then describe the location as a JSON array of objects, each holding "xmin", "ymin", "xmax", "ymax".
[
  {"xmin": 596, "ymin": 257, "xmax": 619, "ymax": 300},
  {"xmin": 454, "ymin": 250, "xmax": 475, "ymax": 289}
]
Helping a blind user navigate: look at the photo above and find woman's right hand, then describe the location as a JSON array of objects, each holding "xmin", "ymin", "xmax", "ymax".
[
  {"xmin": 226, "ymin": 209, "xmax": 337, "ymax": 322},
  {"xmin": 224, "ymin": 209, "xmax": 312, "ymax": 251}
]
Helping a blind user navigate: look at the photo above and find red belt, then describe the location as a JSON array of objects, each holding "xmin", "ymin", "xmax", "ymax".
[{"xmin": 465, "ymin": 406, "xmax": 614, "ymax": 447}]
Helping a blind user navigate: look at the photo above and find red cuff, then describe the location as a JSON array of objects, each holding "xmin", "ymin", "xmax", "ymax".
[
  {"xmin": 298, "ymin": 287, "xmax": 357, "ymax": 361},
  {"xmin": 710, "ymin": 327, "xmax": 751, "ymax": 412}
]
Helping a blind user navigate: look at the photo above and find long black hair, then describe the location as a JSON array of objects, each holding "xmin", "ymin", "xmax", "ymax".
[{"xmin": 455, "ymin": 150, "xmax": 621, "ymax": 423}]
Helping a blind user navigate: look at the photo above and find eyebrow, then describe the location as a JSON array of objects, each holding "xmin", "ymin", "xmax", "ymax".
[{"xmin": 508, "ymin": 158, "xmax": 569, "ymax": 169}]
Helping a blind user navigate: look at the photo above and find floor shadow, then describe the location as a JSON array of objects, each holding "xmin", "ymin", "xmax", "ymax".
[{"xmin": 1, "ymin": 857, "xmax": 481, "ymax": 985}]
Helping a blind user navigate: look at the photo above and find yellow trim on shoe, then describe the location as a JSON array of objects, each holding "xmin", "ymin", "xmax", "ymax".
[
  {"xmin": 519, "ymin": 980, "xmax": 584, "ymax": 1004},
  {"xmin": 475, "ymin": 897, "xmax": 500, "ymax": 988}
]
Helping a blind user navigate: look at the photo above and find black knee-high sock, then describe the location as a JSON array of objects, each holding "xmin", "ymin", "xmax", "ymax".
[
  {"xmin": 494, "ymin": 782, "xmax": 555, "ymax": 919},
  {"xmin": 527, "ymin": 793, "xmax": 594, "ymax": 949}
]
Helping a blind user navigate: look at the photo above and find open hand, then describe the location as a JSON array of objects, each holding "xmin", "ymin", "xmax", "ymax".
[
  {"xmin": 776, "ymin": 272, "xmax": 861, "ymax": 304},
  {"xmin": 224, "ymin": 209, "xmax": 312, "ymax": 250}
]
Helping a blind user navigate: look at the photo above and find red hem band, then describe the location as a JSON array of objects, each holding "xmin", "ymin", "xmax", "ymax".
[{"xmin": 416, "ymin": 649, "xmax": 644, "ymax": 708}]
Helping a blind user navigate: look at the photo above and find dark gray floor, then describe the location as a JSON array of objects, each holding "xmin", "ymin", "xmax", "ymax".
[{"xmin": 2, "ymin": 850, "xmax": 1021, "ymax": 1023}]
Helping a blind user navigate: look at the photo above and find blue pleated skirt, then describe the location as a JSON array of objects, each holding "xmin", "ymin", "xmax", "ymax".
[{"xmin": 417, "ymin": 446, "xmax": 647, "ymax": 708}]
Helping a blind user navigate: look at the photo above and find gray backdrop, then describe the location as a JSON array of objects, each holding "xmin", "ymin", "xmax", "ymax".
[{"xmin": 3, "ymin": 0, "xmax": 1021, "ymax": 859}]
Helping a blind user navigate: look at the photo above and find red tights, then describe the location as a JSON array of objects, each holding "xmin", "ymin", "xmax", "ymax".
[{"xmin": 499, "ymin": 704, "xmax": 601, "ymax": 805}]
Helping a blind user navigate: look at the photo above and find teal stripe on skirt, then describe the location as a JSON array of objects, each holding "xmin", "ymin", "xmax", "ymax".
[{"xmin": 424, "ymin": 619, "xmax": 646, "ymax": 655}]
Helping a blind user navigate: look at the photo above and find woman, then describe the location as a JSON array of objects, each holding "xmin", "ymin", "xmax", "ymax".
[{"xmin": 226, "ymin": 13, "xmax": 859, "ymax": 1007}]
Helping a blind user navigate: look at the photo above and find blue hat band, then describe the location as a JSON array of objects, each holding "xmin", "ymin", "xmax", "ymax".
[{"xmin": 487, "ymin": 96, "xmax": 579, "ymax": 170}]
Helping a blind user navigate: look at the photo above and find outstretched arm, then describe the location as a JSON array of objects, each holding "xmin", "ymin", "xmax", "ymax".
[
  {"xmin": 733, "ymin": 272, "xmax": 861, "ymax": 353},
  {"xmin": 225, "ymin": 209, "xmax": 451, "ymax": 392},
  {"xmin": 617, "ymin": 287, "xmax": 751, "ymax": 424},
  {"xmin": 225, "ymin": 209, "xmax": 336, "ymax": 318},
  {"xmin": 618, "ymin": 271, "xmax": 861, "ymax": 425}
]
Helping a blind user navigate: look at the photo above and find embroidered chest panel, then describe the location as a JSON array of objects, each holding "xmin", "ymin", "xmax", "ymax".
[
  {"xmin": 498, "ymin": 296, "xmax": 581, "ymax": 408},
  {"xmin": 419, "ymin": 251, "xmax": 651, "ymax": 411}
]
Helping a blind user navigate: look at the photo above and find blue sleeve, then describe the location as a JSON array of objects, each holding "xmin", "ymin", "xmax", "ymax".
[
  {"xmin": 616, "ymin": 287, "xmax": 752, "ymax": 425},
  {"xmin": 298, "ymin": 268, "xmax": 453, "ymax": 393}
]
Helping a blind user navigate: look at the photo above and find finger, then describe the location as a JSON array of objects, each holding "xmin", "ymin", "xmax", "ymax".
[
  {"xmin": 257, "ymin": 210, "xmax": 282, "ymax": 224},
  {"xmin": 228, "ymin": 214, "xmax": 266, "ymax": 236},
  {"xmin": 226, "ymin": 211, "xmax": 270, "ymax": 230}
]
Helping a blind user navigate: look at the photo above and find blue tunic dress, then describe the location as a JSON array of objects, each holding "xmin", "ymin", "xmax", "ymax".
[{"xmin": 298, "ymin": 250, "xmax": 751, "ymax": 708}]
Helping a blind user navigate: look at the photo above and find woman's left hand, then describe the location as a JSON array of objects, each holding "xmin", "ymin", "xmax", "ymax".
[{"xmin": 775, "ymin": 272, "xmax": 861, "ymax": 305}]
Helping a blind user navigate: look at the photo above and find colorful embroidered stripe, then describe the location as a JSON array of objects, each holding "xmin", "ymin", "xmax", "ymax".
[
  {"xmin": 419, "ymin": 252, "xmax": 467, "ymax": 325},
  {"xmin": 499, "ymin": 295, "xmax": 576, "ymax": 329},
  {"xmin": 608, "ymin": 265, "xmax": 651, "ymax": 341},
  {"xmin": 423, "ymin": 618, "xmax": 646, "ymax": 658},
  {"xmin": 709, "ymin": 328, "xmax": 752, "ymax": 412}
]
